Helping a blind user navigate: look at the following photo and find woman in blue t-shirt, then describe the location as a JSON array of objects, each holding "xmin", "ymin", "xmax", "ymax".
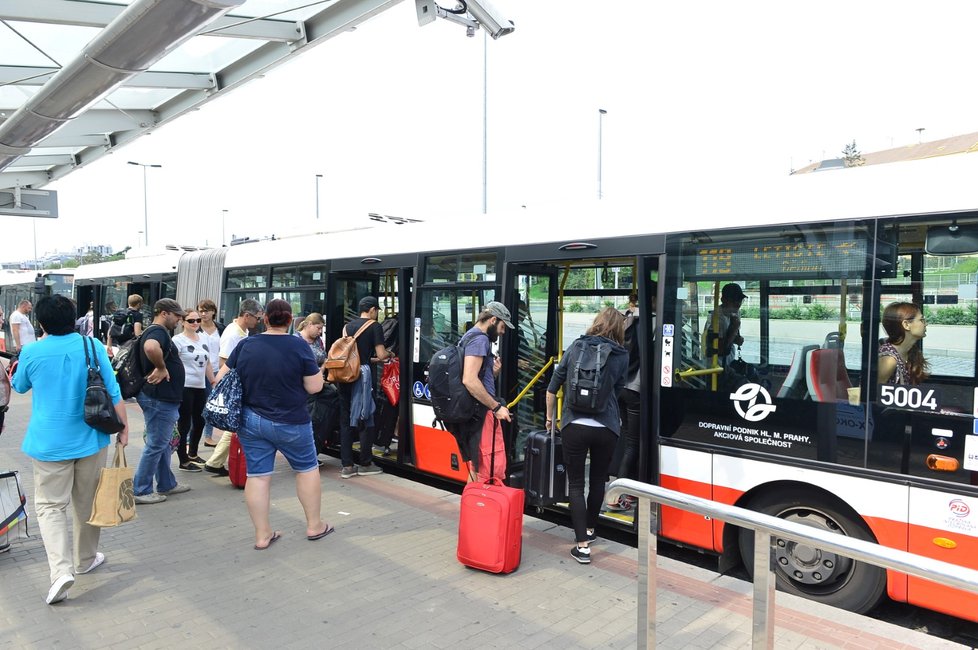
[
  {"xmin": 221, "ymin": 299, "xmax": 333, "ymax": 549},
  {"xmin": 12, "ymin": 295, "xmax": 129, "ymax": 604}
]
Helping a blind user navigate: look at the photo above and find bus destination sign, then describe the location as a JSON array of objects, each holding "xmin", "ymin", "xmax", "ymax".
[{"xmin": 694, "ymin": 239, "xmax": 867, "ymax": 277}]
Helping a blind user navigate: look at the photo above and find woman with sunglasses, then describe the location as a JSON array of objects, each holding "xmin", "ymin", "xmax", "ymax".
[
  {"xmin": 879, "ymin": 302, "xmax": 930, "ymax": 385},
  {"xmin": 173, "ymin": 310, "xmax": 215, "ymax": 469}
]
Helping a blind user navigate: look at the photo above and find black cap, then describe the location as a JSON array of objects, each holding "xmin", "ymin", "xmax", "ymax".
[{"xmin": 358, "ymin": 296, "xmax": 379, "ymax": 312}]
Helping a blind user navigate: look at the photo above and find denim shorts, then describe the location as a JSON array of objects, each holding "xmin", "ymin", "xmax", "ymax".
[{"xmin": 237, "ymin": 408, "xmax": 318, "ymax": 476}]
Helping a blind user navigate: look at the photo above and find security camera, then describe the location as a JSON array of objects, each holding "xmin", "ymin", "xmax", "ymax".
[{"xmin": 464, "ymin": 0, "xmax": 514, "ymax": 39}]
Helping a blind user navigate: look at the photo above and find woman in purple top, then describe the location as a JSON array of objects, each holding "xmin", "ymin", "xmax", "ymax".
[
  {"xmin": 220, "ymin": 299, "xmax": 333, "ymax": 549},
  {"xmin": 878, "ymin": 302, "xmax": 929, "ymax": 385}
]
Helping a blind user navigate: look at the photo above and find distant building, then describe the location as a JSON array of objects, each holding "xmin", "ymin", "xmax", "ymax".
[
  {"xmin": 72, "ymin": 244, "xmax": 113, "ymax": 256},
  {"xmin": 793, "ymin": 132, "xmax": 978, "ymax": 174}
]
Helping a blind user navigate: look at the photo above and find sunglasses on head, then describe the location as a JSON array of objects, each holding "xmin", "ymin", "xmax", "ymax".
[{"xmin": 184, "ymin": 318, "xmax": 202, "ymax": 324}]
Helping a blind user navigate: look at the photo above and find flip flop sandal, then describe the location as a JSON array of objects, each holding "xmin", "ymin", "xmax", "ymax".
[
  {"xmin": 307, "ymin": 524, "xmax": 334, "ymax": 541},
  {"xmin": 254, "ymin": 531, "xmax": 282, "ymax": 550}
]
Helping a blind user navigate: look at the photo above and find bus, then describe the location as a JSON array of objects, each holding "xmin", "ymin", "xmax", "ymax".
[
  {"xmin": 71, "ymin": 155, "xmax": 978, "ymax": 621},
  {"xmin": 72, "ymin": 246, "xmax": 208, "ymax": 337}
]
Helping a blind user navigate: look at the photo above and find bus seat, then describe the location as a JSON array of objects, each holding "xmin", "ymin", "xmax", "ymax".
[
  {"xmin": 776, "ymin": 344, "xmax": 818, "ymax": 399},
  {"xmin": 823, "ymin": 331, "xmax": 843, "ymax": 349},
  {"xmin": 805, "ymin": 348, "xmax": 851, "ymax": 402}
]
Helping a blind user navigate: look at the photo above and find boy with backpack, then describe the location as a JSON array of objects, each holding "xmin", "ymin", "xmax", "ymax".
[
  {"xmin": 107, "ymin": 294, "xmax": 144, "ymax": 352},
  {"xmin": 336, "ymin": 296, "xmax": 389, "ymax": 479}
]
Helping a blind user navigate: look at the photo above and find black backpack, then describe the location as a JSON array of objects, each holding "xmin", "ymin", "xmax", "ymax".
[
  {"xmin": 428, "ymin": 330, "xmax": 488, "ymax": 425},
  {"xmin": 111, "ymin": 327, "xmax": 153, "ymax": 399},
  {"xmin": 109, "ymin": 309, "xmax": 135, "ymax": 344},
  {"xmin": 565, "ymin": 337, "xmax": 613, "ymax": 414}
]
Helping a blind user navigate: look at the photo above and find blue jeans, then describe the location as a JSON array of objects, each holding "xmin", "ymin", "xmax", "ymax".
[{"xmin": 134, "ymin": 394, "xmax": 180, "ymax": 496}]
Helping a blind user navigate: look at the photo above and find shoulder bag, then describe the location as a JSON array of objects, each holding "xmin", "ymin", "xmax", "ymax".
[{"xmin": 83, "ymin": 337, "xmax": 125, "ymax": 434}]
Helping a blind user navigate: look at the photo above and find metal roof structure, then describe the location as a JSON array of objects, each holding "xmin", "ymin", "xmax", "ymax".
[{"xmin": 0, "ymin": 0, "xmax": 512, "ymax": 195}]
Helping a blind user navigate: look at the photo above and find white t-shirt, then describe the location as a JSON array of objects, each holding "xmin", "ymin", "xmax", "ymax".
[
  {"xmin": 219, "ymin": 321, "xmax": 247, "ymax": 363},
  {"xmin": 10, "ymin": 310, "xmax": 35, "ymax": 348},
  {"xmin": 173, "ymin": 333, "xmax": 210, "ymax": 389},
  {"xmin": 199, "ymin": 327, "xmax": 221, "ymax": 371}
]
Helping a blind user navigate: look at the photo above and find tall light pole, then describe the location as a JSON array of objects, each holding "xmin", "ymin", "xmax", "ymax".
[
  {"xmin": 598, "ymin": 108, "xmax": 607, "ymax": 200},
  {"xmin": 128, "ymin": 161, "xmax": 162, "ymax": 246},
  {"xmin": 315, "ymin": 174, "xmax": 323, "ymax": 220},
  {"xmin": 221, "ymin": 209, "xmax": 228, "ymax": 246},
  {"xmin": 482, "ymin": 30, "xmax": 488, "ymax": 214}
]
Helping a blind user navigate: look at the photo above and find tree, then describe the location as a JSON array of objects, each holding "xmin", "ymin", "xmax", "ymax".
[{"xmin": 842, "ymin": 140, "xmax": 865, "ymax": 168}]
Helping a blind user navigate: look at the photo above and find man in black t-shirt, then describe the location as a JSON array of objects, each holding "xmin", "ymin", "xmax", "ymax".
[
  {"xmin": 133, "ymin": 299, "xmax": 189, "ymax": 504},
  {"xmin": 338, "ymin": 296, "xmax": 389, "ymax": 479}
]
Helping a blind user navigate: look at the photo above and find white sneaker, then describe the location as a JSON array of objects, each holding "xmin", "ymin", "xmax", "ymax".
[
  {"xmin": 46, "ymin": 574, "xmax": 74, "ymax": 604},
  {"xmin": 78, "ymin": 552, "xmax": 105, "ymax": 575},
  {"xmin": 134, "ymin": 493, "xmax": 167, "ymax": 504},
  {"xmin": 160, "ymin": 483, "xmax": 191, "ymax": 496}
]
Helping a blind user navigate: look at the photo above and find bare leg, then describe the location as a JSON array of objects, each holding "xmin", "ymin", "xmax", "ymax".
[
  {"xmin": 244, "ymin": 475, "xmax": 275, "ymax": 547},
  {"xmin": 295, "ymin": 469, "xmax": 327, "ymax": 536}
]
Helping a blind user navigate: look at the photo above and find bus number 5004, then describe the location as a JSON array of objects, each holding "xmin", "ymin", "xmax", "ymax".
[{"xmin": 878, "ymin": 385, "xmax": 939, "ymax": 411}]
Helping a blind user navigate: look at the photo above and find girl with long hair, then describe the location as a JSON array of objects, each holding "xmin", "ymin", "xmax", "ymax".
[{"xmin": 879, "ymin": 302, "xmax": 930, "ymax": 385}]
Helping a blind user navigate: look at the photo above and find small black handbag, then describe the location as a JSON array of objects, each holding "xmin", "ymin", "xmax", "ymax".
[{"xmin": 83, "ymin": 336, "xmax": 125, "ymax": 435}]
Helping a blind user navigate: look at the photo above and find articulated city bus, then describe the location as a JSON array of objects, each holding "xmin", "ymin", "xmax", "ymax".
[
  {"xmin": 72, "ymin": 246, "xmax": 209, "ymax": 332},
  {"xmin": 69, "ymin": 156, "xmax": 978, "ymax": 621}
]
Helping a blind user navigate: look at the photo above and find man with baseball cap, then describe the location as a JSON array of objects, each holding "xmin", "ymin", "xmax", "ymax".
[
  {"xmin": 338, "ymin": 296, "xmax": 390, "ymax": 479},
  {"xmin": 705, "ymin": 283, "xmax": 747, "ymax": 366},
  {"xmin": 133, "ymin": 299, "xmax": 190, "ymax": 504},
  {"xmin": 456, "ymin": 301, "xmax": 513, "ymax": 483}
]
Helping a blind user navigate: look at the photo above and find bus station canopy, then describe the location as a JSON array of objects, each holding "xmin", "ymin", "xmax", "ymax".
[{"xmin": 0, "ymin": 0, "xmax": 406, "ymax": 192}]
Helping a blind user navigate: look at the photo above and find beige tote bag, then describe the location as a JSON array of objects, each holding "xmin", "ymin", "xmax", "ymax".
[{"xmin": 88, "ymin": 443, "xmax": 137, "ymax": 527}]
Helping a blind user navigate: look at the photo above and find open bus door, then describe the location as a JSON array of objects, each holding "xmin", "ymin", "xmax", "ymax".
[
  {"xmin": 502, "ymin": 264, "xmax": 559, "ymax": 467},
  {"xmin": 328, "ymin": 265, "xmax": 413, "ymax": 465}
]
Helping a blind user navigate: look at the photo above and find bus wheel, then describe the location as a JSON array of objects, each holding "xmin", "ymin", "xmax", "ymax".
[{"xmin": 738, "ymin": 489, "xmax": 886, "ymax": 614}]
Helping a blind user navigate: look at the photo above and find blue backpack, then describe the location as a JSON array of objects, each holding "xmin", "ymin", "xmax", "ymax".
[{"xmin": 203, "ymin": 368, "xmax": 243, "ymax": 431}]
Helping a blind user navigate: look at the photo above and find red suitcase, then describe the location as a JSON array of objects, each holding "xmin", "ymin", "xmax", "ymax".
[
  {"xmin": 457, "ymin": 478, "xmax": 524, "ymax": 573},
  {"xmin": 228, "ymin": 433, "xmax": 247, "ymax": 489}
]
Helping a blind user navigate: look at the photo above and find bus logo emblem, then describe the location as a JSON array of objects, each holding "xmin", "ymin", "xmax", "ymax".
[
  {"xmin": 949, "ymin": 499, "xmax": 970, "ymax": 517},
  {"xmin": 730, "ymin": 383, "xmax": 777, "ymax": 422}
]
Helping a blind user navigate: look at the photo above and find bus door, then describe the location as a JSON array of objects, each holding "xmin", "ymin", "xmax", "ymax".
[
  {"xmin": 328, "ymin": 264, "xmax": 413, "ymax": 465},
  {"xmin": 869, "ymin": 215, "xmax": 978, "ymax": 614},
  {"xmin": 503, "ymin": 264, "xmax": 558, "ymax": 463},
  {"xmin": 412, "ymin": 250, "xmax": 501, "ymax": 481}
]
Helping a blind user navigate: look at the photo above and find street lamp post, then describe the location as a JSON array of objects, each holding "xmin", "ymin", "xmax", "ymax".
[
  {"xmin": 128, "ymin": 161, "xmax": 162, "ymax": 246},
  {"xmin": 315, "ymin": 174, "xmax": 323, "ymax": 220},
  {"xmin": 221, "ymin": 209, "xmax": 228, "ymax": 246},
  {"xmin": 598, "ymin": 108, "xmax": 607, "ymax": 200}
]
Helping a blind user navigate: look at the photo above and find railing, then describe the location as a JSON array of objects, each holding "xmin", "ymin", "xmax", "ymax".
[{"xmin": 605, "ymin": 478, "xmax": 978, "ymax": 649}]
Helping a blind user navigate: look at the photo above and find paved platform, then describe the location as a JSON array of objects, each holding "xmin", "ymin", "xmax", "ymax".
[{"xmin": 0, "ymin": 390, "xmax": 968, "ymax": 649}]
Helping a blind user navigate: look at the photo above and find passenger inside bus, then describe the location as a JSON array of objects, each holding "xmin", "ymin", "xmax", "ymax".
[
  {"xmin": 702, "ymin": 283, "xmax": 746, "ymax": 366},
  {"xmin": 878, "ymin": 302, "xmax": 930, "ymax": 385}
]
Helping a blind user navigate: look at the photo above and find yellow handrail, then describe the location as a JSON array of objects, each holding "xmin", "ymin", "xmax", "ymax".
[
  {"xmin": 506, "ymin": 356, "xmax": 555, "ymax": 410},
  {"xmin": 676, "ymin": 366, "xmax": 724, "ymax": 380}
]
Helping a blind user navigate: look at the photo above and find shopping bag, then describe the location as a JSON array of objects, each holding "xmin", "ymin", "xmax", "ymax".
[
  {"xmin": 203, "ymin": 368, "xmax": 243, "ymax": 431},
  {"xmin": 0, "ymin": 470, "xmax": 29, "ymax": 551},
  {"xmin": 88, "ymin": 443, "xmax": 137, "ymax": 527},
  {"xmin": 381, "ymin": 357, "xmax": 400, "ymax": 406}
]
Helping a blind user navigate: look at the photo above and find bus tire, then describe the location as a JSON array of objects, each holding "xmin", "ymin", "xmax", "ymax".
[{"xmin": 737, "ymin": 488, "xmax": 886, "ymax": 614}]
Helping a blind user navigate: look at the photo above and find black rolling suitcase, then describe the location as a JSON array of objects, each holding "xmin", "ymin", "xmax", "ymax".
[{"xmin": 523, "ymin": 426, "xmax": 568, "ymax": 508}]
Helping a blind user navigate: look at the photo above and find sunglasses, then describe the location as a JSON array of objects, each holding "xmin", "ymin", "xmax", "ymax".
[{"xmin": 184, "ymin": 318, "xmax": 202, "ymax": 324}]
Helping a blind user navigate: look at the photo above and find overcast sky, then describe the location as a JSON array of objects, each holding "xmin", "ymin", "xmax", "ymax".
[{"xmin": 6, "ymin": 1, "xmax": 978, "ymax": 259}]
